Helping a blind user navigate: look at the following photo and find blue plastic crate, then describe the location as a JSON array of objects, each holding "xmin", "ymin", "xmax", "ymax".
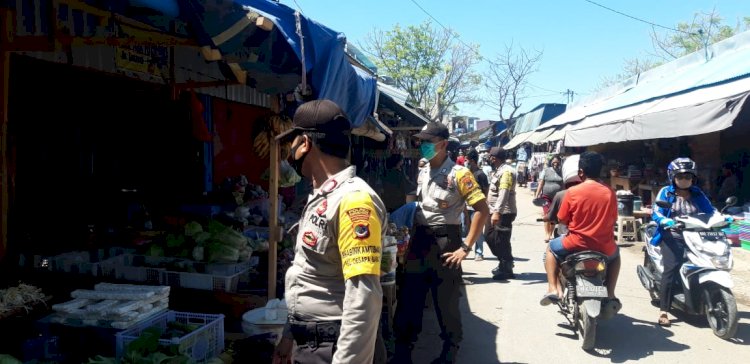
[{"xmin": 116, "ymin": 311, "xmax": 224, "ymax": 363}]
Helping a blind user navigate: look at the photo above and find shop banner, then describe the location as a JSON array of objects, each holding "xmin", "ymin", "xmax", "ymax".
[{"xmin": 115, "ymin": 45, "xmax": 170, "ymax": 80}]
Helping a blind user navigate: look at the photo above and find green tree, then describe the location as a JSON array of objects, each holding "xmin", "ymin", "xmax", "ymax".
[{"xmin": 362, "ymin": 21, "xmax": 481, "ymax": 122}]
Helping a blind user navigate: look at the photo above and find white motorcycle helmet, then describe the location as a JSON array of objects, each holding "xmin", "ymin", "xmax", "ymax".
[{"xmin": 562, "ymin": 154, "xmax": 582, "ymax": 185}]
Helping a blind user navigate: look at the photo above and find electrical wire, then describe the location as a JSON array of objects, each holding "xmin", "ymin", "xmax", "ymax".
[
  {"xmin": 406, "ymin": 0, "xmax": 482, "ymax": 59},
  {"xmin": 291, "ymin": 0, "xmax": 305, "ymax": 14},
  {"xmin": 582, "ymin": 0, "xmax": 697, "ymax": 35}
]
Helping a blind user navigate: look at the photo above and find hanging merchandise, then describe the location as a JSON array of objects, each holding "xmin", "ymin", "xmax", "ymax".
[{"xmin": 252, "ymin": 114, "xmax": 293, "ymax": 159}]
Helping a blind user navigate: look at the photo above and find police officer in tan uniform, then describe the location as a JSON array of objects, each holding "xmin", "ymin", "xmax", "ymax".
[
  {"xmin": 272, "ymin": 100, "xmax": 387, "ymax": 364},
  {"xmin": 393, "ymin": 122, "xmax": 489, "ymax": 364},
  {"xmin": 485, "ymin": 147, "xmax": 518, "ymax": 280}
]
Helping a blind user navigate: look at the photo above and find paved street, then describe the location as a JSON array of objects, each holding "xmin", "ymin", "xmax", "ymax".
[{"xmin": 410, "ymin": 187, "xmax": 750, "ymax": 363}]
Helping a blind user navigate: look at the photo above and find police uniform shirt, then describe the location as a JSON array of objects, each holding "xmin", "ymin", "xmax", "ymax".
[
  {"xmin": 284, "ymin": 165, "xmax": 386, "ymax": 364},
  {"xmin": 415, "ymin": 157, "xmax": 485, "ymax": 226},
  {"xmin": 488, "ymin": 163, "xmax": 517, "ymax": 215}
]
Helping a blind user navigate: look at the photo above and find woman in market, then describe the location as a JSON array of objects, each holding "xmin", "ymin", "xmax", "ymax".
[
  {"xmin": 535, "ymin": 155, "xmax": 563, "ymax": 242},
  {"xmin": 650, "ymin": 158, "xmax": 715, "ymax": 326}
]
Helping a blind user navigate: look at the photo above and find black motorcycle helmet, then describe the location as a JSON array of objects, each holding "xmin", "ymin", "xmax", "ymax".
[{"xmin": 667, "ymin": 157, "xmax": 697, "ymax": 186}]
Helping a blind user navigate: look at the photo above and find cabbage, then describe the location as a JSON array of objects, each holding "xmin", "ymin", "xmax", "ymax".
[
  {"xmin": 193, "ymin": 232, "xmax": 212, "ymax": 245},
  {"xmin": 184, "ymin": 221, "xmax": 203, "ymax": 237}
]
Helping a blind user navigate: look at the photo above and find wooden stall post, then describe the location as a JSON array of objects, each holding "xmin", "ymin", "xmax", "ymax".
[
  {"xmin": 0, "ymin": 51, "xmax": 9, "ymax": 263},
  {"xmin": 0, "ymin": 6, "xmax": 11, "ymax": 263},
  {"xmin": 268, "ymin": 138, "xmax": 280, "ymax": 300}
]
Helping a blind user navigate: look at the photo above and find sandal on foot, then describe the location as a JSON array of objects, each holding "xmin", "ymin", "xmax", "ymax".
[
  {"xmin": 600, "ymin": 298, "xmax": 622, "ymax": 320},
  {"xmin": 658, "ymin": 313, "xmax": 671, "ymax": 327},
  {"xmin": 540, "ymin": 293, "xmax": 560, "ymax": 306}
]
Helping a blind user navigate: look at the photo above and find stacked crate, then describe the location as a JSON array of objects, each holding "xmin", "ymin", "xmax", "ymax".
[
  {"xmin": 50, "ymin": 283, "xmax": 169, "ymax": 329},
  {"xmin": 736, "ymin": 220, "xmax": 750, "ymax": 251}
]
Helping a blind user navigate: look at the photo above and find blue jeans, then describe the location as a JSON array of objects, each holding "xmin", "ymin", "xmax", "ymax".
[
  {"xmin": 548, "ymin": 236, "xmax": 620, "ymax": 262},
  {"xmin": 467, "ymin": 210, "xmax": 485, "ymax": 256}
]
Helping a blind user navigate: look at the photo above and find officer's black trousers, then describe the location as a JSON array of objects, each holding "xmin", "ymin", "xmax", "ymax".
[
  {"xmin": 293, "ymin": 342, "xmax": 335, "ymax": 364},
  {"xmin": 393, "ymin": 225, "xmax": 463, "ymax": 350},
  {"xmin": 486, "ymin": 213, "xmax": 516, "ymax": 262}
]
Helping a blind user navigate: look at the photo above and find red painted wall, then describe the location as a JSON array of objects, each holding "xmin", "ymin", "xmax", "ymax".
[{"xmin": 212, "ymin": 99, "xmax": 270, "ymax": 189}]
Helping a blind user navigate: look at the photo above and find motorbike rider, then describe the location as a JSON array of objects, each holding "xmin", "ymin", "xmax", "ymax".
[
  {"xmin": 543, "ymin": 154, "xmax": 582, "ymax": 236},
  {"xmin": 540, "ymin": 151, "xmax": 621, "ymax": 311},
  {"xmin": 651, "ymin": 157, "xmax": 716, "ymax": 327}
]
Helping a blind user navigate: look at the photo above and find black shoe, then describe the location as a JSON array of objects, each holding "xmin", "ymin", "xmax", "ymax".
[
  {"xmin": 491, "ymin": 266, "xmax": 501, "ymax": 276},
  {"xmin": 492, "ymin": 272, "xmax": 513, "ymax": 281},
  {"xmin": 431, "ymin": 343, "xmax": 459, "ymax": 364},
  {"xmin": 391, "ymin": 344, "xmax": 413, "ymax": 364}
]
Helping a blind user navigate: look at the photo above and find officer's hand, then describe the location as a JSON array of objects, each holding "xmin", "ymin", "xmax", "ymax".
[
  {"xmin": 273, "ymin": 337, "xmax": 294, "ymax": 364},
  {"xmin": 661, "ymin": 218, "xmax": 675, "ymax": 228},
  {"xmin": 491, "ymin": 212, "xmax": 501, "ymax": 225},
  {"xmin": 442, "ymin": 249, "xmax": 467, "ymax": 269}
]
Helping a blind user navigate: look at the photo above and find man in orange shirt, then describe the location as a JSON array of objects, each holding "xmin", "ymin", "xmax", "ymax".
[{"xmin": 540, "ymin": 151, "xmax": 621, "ymax": 307}]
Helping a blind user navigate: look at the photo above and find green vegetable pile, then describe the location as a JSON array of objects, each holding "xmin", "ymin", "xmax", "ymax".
[
  {"xmin": 143, "ymin": 220, "xmax": 255, "ymax": 264},
  {"xmin": 86, "ymin": 324, "xmax": 198, "ymax": 364}
]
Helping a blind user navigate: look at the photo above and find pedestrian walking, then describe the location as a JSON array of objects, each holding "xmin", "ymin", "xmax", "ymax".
[{"xmin": 486, "ymin": 147, "xmax": 518, "ymax": 280}]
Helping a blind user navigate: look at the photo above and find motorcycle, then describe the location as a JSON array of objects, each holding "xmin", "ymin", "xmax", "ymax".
[
  {"xmin": 538, "ymin": 219, "xmax": 617, "ymax": 350},
  {"xmin": 516, "ymin": 161, "xmax": 528, "ymax": 187},
  {"xmin": 637, "ymin": 196, "xmax": 739, "ymax": 339}
]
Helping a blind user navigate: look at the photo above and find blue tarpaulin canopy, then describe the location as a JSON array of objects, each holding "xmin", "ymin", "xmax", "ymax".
[{"xmin": 130, "ymin": 0, "xmax": 376, "ymax": 127}]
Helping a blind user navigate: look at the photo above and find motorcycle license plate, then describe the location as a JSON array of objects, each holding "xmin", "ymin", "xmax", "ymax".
[
  {"xmin": 699, "ymin": 231, "xmax": 726, "ymax": 240},
  {"xmin": 576, "ymin": 278, "xmax": 608, "ymax": 298}
]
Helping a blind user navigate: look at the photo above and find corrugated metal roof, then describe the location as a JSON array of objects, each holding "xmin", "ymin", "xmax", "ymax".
[
  {"xmin": 511, "ymin": 103, "xmax": 566, "ymax": 134},
  {"xmin": 540, "ymin": 29, "xmax": 750, "ymax": 131}
]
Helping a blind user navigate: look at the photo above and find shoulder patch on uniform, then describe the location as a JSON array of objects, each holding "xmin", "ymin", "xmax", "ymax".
[
  {"xmin": 346, "ymin": 208, "xmax": 371, "ymax": 223},
  {"xmin": 354, "ymin": 224, "xmax": 370, "ymax": 239},
  {"xmin": 460, "ymin": 174, "xmax": 474, "ymax": 190}
]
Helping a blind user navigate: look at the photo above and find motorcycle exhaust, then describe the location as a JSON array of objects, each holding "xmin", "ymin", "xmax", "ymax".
[{"xmin": 637, "ymin": 265, "xmax": 654, "ymax": 290}]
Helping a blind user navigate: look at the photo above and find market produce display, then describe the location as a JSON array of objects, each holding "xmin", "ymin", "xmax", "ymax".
[
  {"xmin": 0, "ymin": 282, "xmax": 47, "ymax": 318},
  {"xmin": 144, "ymin": 220, "xmax": 258, "ymax": 264}
]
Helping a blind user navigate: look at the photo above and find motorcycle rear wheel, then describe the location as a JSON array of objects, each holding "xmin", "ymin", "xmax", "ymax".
[
  {"xmin": 702, "ymin": 284, "xmax": 738, "ymax": 340},
  {"xmin": 579, "ymin": 304, "xmax": 597, "ymax": 350}
]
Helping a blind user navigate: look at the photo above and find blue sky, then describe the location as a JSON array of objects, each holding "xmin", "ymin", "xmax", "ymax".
[{"xmin": 283, "ymin": 0, "xmax": 748, "ymax": 120}]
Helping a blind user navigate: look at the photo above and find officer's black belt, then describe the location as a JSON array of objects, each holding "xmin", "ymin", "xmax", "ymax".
[
  {"xmin": 289, "ymin": 317, "xmax": 341, "ymax": 348},
  {"xmin": 416, "ymin": 224, "xmax": 460, "ymax": 237}
]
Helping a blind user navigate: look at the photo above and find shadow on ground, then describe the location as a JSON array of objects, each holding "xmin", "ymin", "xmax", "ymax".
[
  {"xmin": 411, "ymin": 285, "xmax": 506, "ymax": 363},
  {"xmin": 587, "ymin": 314, "xmax": 690, "ymax": 362}
]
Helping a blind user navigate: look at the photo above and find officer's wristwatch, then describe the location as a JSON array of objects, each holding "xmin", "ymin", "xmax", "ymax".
[{"xmin": 460, "ymin": 243, "xmax": 471, "ymax": 253}]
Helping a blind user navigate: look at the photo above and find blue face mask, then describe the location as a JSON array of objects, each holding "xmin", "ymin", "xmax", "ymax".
[{"xmin": 420, "ymin": 142, "xmax": 437, "ymax": 161}]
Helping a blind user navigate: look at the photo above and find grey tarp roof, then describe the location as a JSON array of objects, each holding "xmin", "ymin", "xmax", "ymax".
[
  {"xmin": 503, "ymin": 131, "xmax": 533, "ymax": 150},
  {"xmin": 530, "ymin": 29, "xmax": 750, "ymax": 146}
]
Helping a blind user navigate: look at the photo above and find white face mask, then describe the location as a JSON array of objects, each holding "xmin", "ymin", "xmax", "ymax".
[{"xmin": 675, "ymin": 179, "xmax": 692, "ymax": 189}]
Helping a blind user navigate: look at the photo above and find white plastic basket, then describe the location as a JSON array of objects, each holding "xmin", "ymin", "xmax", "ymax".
[
  {"xmin": 163, "ymin": 267, "xmax": 248, "ymax": 292},
  {"xmin": 115, "ymin": 311, "xmax": 224, "ymax": 363}
]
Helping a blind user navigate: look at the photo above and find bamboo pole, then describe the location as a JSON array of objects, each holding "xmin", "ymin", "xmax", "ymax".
[
  {"xmin": 268, "ymin": 96, "xmax": 281, "ymax": 300},
  {"xmin": 268, "ymin": 137, "xmax": 280, "ymax": 300}
]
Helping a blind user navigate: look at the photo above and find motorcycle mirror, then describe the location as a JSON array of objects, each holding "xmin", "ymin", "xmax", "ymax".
[
  {"xmin": 654, "ymin": 200, "xmax": 671, "ymax": 209},
  {"xmin": 725, "ymin": 196, "xmax": 738, "ymax": 207}
]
